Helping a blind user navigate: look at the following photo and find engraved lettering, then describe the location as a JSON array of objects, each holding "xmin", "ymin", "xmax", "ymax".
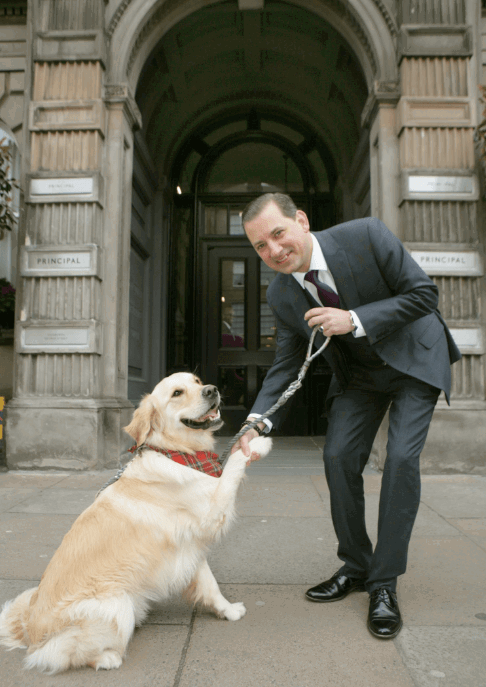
[{"xmin": 410, "ymin": 251, "xmax": 482, "ymax": 276}]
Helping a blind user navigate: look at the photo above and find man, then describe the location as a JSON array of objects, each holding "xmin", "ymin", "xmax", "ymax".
[{"xmin": 233, "ymin": 192, "xmax": 461, "ymax": 639}]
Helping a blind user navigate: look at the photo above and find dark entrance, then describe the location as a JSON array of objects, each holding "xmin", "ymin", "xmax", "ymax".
[{"xmin": 168, "ymin": 113, "xmax": 338, "ymax": 435}]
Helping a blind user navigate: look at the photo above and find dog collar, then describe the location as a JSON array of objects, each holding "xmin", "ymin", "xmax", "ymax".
[{"xmin": 129, "ymin": 444, "xmax": 223, "ymax": 478}]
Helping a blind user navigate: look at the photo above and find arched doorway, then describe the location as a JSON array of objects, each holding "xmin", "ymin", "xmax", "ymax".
[
  {"xmin": 127, "ymin": 0, "xmax": 374, "ymax": 432},
  {"xmin": 167, "ymin": 115, "xmax": 338, "ymax": 433}
]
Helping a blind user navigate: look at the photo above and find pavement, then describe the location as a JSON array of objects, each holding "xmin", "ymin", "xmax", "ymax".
[{"xmin": 0, "ymin": 435, "xmax": 485, "ymax": 687}]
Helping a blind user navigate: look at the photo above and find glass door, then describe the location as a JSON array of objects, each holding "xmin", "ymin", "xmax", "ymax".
[{"xmin": 201, "ymin": 240, "xmax": 319, "ymax": 434}]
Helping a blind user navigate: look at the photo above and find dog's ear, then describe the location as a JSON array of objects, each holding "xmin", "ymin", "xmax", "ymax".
[{"xmin": 123, "ymin": 394, "xmax": 163, "ymax": 445}]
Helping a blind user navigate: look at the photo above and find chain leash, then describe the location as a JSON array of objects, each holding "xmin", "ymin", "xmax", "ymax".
[{"xmin": 219, "ymin": 327, "xmax": 331, "ymax": 468}]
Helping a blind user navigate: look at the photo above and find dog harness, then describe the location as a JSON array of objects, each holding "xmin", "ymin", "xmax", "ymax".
[{"xmin": 128, "ymin": 444, "xmax": 223, "ymax": 477}]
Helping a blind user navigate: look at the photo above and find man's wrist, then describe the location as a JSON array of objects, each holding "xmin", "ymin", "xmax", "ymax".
[
  {"xmin": 241, "ymin": 420, "xmax": 267, "ymax": 436},
  {"xmin": 247, "ymin": 414, "xmax": 273, "ymax": 432}
]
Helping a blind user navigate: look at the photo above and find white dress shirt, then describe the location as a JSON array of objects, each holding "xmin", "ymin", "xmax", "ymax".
[
  {"xmin": 249, "ymin": 233, "xmax": 366, "ymax": 432},
  {"xmin": 294, "ymin": 234, "xmax": 366, "ymax": 337}
]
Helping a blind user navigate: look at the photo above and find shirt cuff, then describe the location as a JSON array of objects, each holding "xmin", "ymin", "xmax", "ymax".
[
  {"xmin": 349, "ymin": 310, "xmax": 366, "ymax": 338},
  {"xmin": 247, "ymin": 414, "xmax": 273, "ymax": 432}
]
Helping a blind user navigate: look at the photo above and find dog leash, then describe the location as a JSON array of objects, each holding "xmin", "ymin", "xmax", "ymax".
[
  {"xmin": 218, "ymin": 327, "xmax": 331, "ymax": 468},
  {"xmin": 95, "ymin": 443, "xmax": 152, "ymax": 497},
  {"xmin": 96, "ymin": 326, "xmax": 330, "ymax": 493}
]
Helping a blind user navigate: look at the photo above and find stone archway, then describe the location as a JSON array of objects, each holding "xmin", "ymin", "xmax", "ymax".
[
  {"xmin": 117, "ymin": 0, "xmax": 399, "ymax": 433},
  {"xmin": 6, "ymin": 0, "xmax": 398, "ymax": 468}
]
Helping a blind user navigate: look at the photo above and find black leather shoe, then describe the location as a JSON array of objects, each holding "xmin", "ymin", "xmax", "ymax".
[
  {"xmin": 367, "ymin": 587, "xmax": 403, "ymax": 639},
  {"xmin": 305, "ymin": 571, "xmax": 366, "ymax": 603}
]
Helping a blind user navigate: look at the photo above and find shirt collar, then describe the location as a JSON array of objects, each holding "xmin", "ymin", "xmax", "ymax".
[{"xmin": 292, "ymin": 234, "xmax": 327, "ymax": 288}]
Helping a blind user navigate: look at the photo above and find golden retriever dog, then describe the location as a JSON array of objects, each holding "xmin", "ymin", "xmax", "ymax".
[{"xmin": 0, "ymin": 372, "xmax": 271, "ymax": 674}]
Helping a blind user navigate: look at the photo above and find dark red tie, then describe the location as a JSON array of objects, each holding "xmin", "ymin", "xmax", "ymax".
[{"xmin": 304, "ymin": 270, "xmax": 340, "ymax": 308}]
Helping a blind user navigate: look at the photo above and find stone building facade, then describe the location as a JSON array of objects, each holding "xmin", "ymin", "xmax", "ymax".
[{"xmin": 1, "ymin": 0, "xmax": 485, "ymax": 472}]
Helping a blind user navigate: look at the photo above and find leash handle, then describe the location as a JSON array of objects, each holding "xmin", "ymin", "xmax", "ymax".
[{"xmin": 219, "ymin": 327, "xmax": 331, "ymax": 467}]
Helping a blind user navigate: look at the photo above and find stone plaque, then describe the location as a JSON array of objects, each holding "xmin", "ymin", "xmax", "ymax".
[
  {"xmin": 30, "ymin": 177, "xmax": 94, "ymax": 196},
  {"xmin": 24, "ymin": 327, "xmax": 89, "ymax": 347},
  {"xmin": 411, "ymin": 251, "xmax": 483, "ymax": 276},
  {"xmin": 20, "ymin": 244, "xmax": 101, "ymax": 279},
  {"xmin": 401, "ymin": 172, "xmax": 478, "ymax": 203},
  {"xmin": 408, "ymin": 176, "xmax": 473, "ymax": 194},
  {"xmin": 18, "ymin": 321, "xmax": 102, "ymax": 354},
  {"xmin": 449, "ymin": 328, "xmax": 484, "ymax": 354}
]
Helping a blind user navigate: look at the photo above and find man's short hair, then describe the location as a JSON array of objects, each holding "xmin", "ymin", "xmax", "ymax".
[{"xmin": 242, "ymin": 193, "xmax": 297, "ymax": 226}]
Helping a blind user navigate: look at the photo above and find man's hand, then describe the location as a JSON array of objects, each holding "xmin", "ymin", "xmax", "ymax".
[
  {"xmin": 304, "ymin": 307, "xmax": 355, "ymax": 336},
  {"xmin": 230, "ymin": 423, "xmax": 266, "ymax": 466}
]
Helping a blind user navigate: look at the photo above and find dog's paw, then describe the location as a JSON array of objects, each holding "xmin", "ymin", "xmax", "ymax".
[
  {"xmin": 248, "ymin": 436, "xmax": 272, "ymax": 459},
  {"xmin": 93, "ymin": 650, "xmax": 122, "ymax": 671},
  {"xmin": 223, "ymin": 601, "xmax": 246, "ymax": 621}
]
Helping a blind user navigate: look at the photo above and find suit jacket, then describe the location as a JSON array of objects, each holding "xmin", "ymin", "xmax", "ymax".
[{"xmin": 250, "ymin": 217, "xmax": 461, "ymax": 428}]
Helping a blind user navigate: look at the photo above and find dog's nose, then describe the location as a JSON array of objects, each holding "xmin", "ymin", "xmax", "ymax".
[{"xmin": 202, "ymin": 385, "xmax": 218, "ymax": 399}]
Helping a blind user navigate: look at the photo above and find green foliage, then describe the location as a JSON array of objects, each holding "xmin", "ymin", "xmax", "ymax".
[{"xmin": 0, "ymin": 137, "xmax": 18, "ymax": 238}]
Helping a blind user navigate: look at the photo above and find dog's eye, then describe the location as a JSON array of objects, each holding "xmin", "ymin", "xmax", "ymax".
[{"xmin": 172, "ymin": 389, "xmax": 183, "ymax": 397}]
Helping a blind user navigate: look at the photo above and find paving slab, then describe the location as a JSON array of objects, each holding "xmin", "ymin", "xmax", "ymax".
[
  {"xmin": 49, "ymin": 471, "xmax": 117, "ymax": 490},
  {"xmin": 0, "ymin": 487, "xmax": 41, "ymax": 513},
  {"xmin": 0, "ymin": 578, "xmax": 39, "ymax": 606},
  {"xmin": 246, "ymin": 474, "xmax": 318, "ymax": 484},
  {"xmin": 251, "ymin": 456, "xmax": 323, "ymax": 467},
  {"xmin": 0, "ymin": 625, "xmax": 188, "ymax": 687},
  {"xmin": 0, "ymin": 472, "xmax": 68, "ymax": 488},
  {"xmin": 208, "ymin": 515, "xmax": 340, "ymax": 584},
  {"xmin": 215, "ymin": 436, "xmax": 322, "ymax": 452},
  {"xmin": 248, "ymin": 465, "xmax": 326, "ymax": 475},
  {"xmin": 396, "ymin": 626, "xmax": 486, "ymax": 687},
  {"xmin": 237, "ymin": 481, "xmax": 327, "ymax": 517},
  {"xmin": 447, "ymin": 518, "xmax": 486, "ymax": 537},
  {"xmin": 311, "ymin": 472, "xmax": 382, "ymax": 497},
  {"xmin": 310, "ymin": 436, "xmax": 326, "ymax": 449},
  {"xmin": 447, "ymin": 518, "xmax": 486, "ymax": 552},
  {"xmin": 400, "ymin": 537, "xmax": 486, "ymax": 626},
  {"xmin": 420, "ymin": 476, "xmax": 486, "ymax": 519},
  {"xmin": 249, "ymin": 451, "xmax": 323, "ymax": 465},
  {"xmin": 363, "ymin": 495, "xmax": 462, "ymax": 539},
  {"xmin": 145, "ymin": 598, "xmax": 193, "ymax": 625},
  {"xmin": 0, "ymin": 512, "xmax": 77, "ymax": 578},
  {"xmin": 7, "ymin": 488, "xmax": 98, "ymax": 515},
  {"xmin": 179, "ymin": 585, "xmax": 414, "ymax": 687}
]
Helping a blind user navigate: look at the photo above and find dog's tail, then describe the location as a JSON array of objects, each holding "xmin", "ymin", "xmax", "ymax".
[
  {"xmin": 6, "ymin": 594, "xmax": 137, "ymax": 674},
  {"xmin": 21, "ymin": 621, "xmax": 126, "ymax": 674},
  {"xmin": 0, "ymin": 586, "xmax": 37, "ymax": 650}
]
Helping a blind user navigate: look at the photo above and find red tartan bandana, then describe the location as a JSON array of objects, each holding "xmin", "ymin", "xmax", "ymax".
[{"xmin": 128, "ymin": 444, "xmax": 222, "ymax": 478}]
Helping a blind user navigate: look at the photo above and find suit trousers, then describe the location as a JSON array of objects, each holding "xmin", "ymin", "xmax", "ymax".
[{"xmin": 323, "ymin": 365, "xmax": 440, "ymax": 594}]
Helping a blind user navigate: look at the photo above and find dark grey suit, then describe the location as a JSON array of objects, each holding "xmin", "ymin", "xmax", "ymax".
[{"xmin": 250, "ymin": 218, "xmax": 461, "ymax": 592}]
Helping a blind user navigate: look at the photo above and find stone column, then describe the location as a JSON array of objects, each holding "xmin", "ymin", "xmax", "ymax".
[
  {"xmin": 6, "ymin": 0, "xmax": 140, "ymax": 469},
  {"xmin": 393, "ymin": 0, "xmax": 485, "ymax": 471},
  {"xmin": 361, "ymin": 81, "xmax": 401, "ymax": 232}
]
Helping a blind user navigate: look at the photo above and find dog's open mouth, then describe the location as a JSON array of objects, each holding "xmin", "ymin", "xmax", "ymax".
[{"xmin": 181, "ymin": 403, "xmax": 223, "ymax": 430}]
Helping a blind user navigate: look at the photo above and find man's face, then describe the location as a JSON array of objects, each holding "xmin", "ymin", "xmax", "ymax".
[{"xmin": 244, "ymin": 201, "xmax": 313, "ymax": 274}]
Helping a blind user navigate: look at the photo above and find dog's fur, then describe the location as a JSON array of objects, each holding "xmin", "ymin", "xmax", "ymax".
[{"xmin": 0, "ymin": 373, "xmax": 271, "ymax": 674}]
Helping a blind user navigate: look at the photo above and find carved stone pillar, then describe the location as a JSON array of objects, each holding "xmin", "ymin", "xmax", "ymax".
[
  {"xmin": 393, "ymin": 0, "xmax": 486, "ymax": 472},
  {"xmin": 6, "ymin": 1, "xmax": 140, "ymax": 469}
]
